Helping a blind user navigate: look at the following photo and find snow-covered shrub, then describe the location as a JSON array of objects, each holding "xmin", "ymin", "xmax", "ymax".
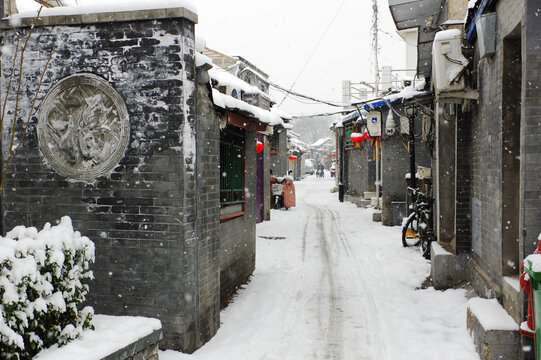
[{"xmin": 0, "ymin": 216, "xmax": 95, "ymax": 359}]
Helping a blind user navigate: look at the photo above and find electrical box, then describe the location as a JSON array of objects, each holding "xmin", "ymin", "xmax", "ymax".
[
  {"xmin": 400, "ymin": 116, "xmax": 409, "ymax": 134},
  {"xmin": 367, "ymin": 111, "xmax": 382, "ymax": 137},
  {"xmin": 432, "ymin": 29, "xmax": 467, "ymax": 94},
  {"xmin": 476, "ymin": 13, "xmax": 496, "ymax": 58}
]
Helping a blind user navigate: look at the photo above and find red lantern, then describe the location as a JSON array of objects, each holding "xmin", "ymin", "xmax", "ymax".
[
  {"xmin": 350, "ymin": 132, "xmax": 365, "ymax": 147},
  {"xmin": 288, "ymin": 155, "xmax": 298, "ymax": 161},
  {"xmin": 324, "ymin": 156, "xmax": 328, "ymax": 160},
  {"xmin": 256, "ymin": 141, "xmax": 264, "ymax": 153},
  {"xmin": 350, "ymin": 132, "xmax": 363, "ymax": 143},
  {"xmin": 331, "ymin": 153, "xmax": 336, "ymax": 157}
]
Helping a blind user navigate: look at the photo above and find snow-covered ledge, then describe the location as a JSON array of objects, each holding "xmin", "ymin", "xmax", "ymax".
[
  {"xmin": 35, "ymin": 315, "xmax": 163, "ymax": 360},
  {"xmin": 467, "ymin": 298, "xmax": 519, "ymax": 360},
  {"xmin": 1, "ymin": 0, "xmax": 198, "ymax": 29},
  {"xmin": 430, "ymin": 241, "xmax": 467, "ymax": 289}
]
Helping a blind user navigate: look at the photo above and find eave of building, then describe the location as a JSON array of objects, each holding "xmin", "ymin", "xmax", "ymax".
[{"xmin": 388, "ymin": 0, "xmax": 445, "ymax": 77}]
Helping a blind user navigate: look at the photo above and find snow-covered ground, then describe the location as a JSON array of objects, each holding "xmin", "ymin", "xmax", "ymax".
[{"xmin": 162, "ymin": 175, "xmax": 480, "ymax": 360}]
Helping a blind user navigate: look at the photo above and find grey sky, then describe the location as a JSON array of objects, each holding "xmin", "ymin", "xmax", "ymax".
[{"xmin": 194, "ymin": 0, "xmax": 407, "ymax": 116}]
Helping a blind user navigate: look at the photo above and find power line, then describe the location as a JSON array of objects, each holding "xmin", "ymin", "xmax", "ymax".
[
  {"xmin": 278, "ymin": 0, "xmax": 349, "ymax": 107},
  {"xmin": 269, "ymin": 81, "xmax": 349, "ymax": 107}
]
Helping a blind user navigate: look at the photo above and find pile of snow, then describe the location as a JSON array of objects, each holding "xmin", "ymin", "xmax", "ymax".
[{"xmin": 0, "ymin": 216, "xmax": 95, "ymax": 358}]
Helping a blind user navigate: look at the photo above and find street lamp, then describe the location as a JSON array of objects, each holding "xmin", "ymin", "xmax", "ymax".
[{"xmin": 336, "ymin": 125, "xmax": 345, "ymax": 202}]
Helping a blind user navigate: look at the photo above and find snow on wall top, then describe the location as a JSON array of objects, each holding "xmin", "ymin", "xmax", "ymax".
[
  {"xmin": 12, "ymin": 0, "xmax": 197, "ymax": 19},
  {"xmin": 35, "ymin": 315, "xmax": 162, "ymax": 360},
  {"xmin": 467, "ymin": 298, "xmax": 519, "ymax": 331}
]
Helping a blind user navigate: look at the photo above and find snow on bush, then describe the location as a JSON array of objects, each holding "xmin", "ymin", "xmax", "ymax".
[{"xmin": 0, "ymin": 216, "xmax": 95, "ymax": 359}]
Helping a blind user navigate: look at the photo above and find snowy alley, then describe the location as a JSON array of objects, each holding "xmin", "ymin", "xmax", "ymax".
[{"xmin": 162, "ymin": 175, "xmax": 480, "ymax": 360}]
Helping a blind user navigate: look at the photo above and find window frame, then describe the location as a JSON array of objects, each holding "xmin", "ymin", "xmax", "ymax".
[
  {"xmin": 269, "ymin": 130, "xmax": 280, "ymax": 154},
  {"xmin": 220, "ymin": 127, "xmax": 246, "ymax": 220},
  {"xmin": 344, "ymin": 122, "xmax": 355, "ymax": 149}
]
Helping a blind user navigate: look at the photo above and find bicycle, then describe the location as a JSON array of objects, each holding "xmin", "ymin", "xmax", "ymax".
[{"xmin": 402, "ymin": 186, "xmax": 436, "ymax": 259}]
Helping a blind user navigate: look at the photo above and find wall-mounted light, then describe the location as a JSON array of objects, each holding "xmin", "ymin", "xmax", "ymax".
[{"xmin": 405, "ymin": 104, "xmax": 417, "ymax": 118}]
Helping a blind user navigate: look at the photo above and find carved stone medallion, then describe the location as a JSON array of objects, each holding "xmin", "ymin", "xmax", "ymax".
[{"xmin": 38, "ymin": 74, "xmax": 129, "ymax": 180}]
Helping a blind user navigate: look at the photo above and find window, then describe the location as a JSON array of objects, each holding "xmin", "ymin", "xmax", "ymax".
[
  {"xmin": 344, "ymin": 122, "xmax": 354, "ymax": 149},
  {"xmin": 269, "ymin": 131, "xmax": 280, "ymax": 153},
  {"xmin": 220, "ymin": 127, "xmax": 245, "ymax": 219}
]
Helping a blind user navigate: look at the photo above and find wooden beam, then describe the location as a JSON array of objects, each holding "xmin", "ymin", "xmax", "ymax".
[{"xmin": 227, "ymin": 112, "xmax": 267, "ymax": 133}]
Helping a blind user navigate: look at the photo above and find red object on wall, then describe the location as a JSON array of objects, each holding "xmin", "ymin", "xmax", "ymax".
[
  {"xmin": 256, "ymin": 141, "xmax": 264, "ymax": 153},
  {"xmin": 350, "ymin": 132, "xmax": 363, "ymax": 143},
  {"xmin": 323, "ymin": 156, "xmax": 328, "ymax": 160},
  {"xmin": 519, "ymin": 238, "xmax": 541, "ymax": 338},
  {"xmin": 288, "ymin": 155, "xmax": 298, "ymax": 161}
]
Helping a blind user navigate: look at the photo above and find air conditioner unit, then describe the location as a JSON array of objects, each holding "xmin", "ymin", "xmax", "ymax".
[{"xmin": 432, "ymin": 29, "xmax": 468, "ymax": 94}]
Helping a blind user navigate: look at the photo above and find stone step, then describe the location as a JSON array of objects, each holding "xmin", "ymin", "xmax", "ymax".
[
  {"xmin": 364, "ymin": 191, "xmax": 376, "ymax": 199},
  {"xmin": 467, "ymin": 297, "xmax": 520, "ymax": 360}
]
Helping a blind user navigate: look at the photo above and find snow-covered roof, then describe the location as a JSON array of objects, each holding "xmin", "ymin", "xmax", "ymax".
[
  {"xmin": 212, "ymin": 89, "xmax": 285, "ymax": 127},
  {"xmin": 310, "ymin": 137, "xmax": 333, "ymax": 149},
  {"xmin": 289, "ymin": 136, "xmax": 308, "ymax": 153},
  {"xmin": 11, "ymin": 0, "xmax": 197, "ymax": 20},
  {"xmin": 198, "ymin": 50, "xmax": 291, "ymax": 129},
  {"xmin": 209, "ymin": 66, "xmax": 267, "ymax": 97},
  {"xmin": 363, "ymin": 81, "xmax": 429, "ymax": 111},
  {"xmin": 270, "ymin": 107, "xmax": 293, "ymax": 121}
]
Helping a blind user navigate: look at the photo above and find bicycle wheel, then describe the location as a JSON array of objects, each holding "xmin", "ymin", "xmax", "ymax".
[
  {"xmin": 420, "ymin": 237, "xmax": 431, "ymax": 259},
  {"xmin": 402, "ymin": 213, "xmax": 421, "ymax": 247}
]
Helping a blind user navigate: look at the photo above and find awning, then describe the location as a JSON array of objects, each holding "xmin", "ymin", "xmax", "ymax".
[{"xmin": 388, "ymin": 0, "xmax": 444, "ymax": 77}]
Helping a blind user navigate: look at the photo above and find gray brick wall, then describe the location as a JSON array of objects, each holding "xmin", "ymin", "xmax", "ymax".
[
  {"xmin": 467, "ymin": 0, "xmax": 541, "ymax": 297},
  {"xmin": 270, "ymin": 130, "xmax": 289, "ymax": 176},
  {"xmin": 0, "ymin": 14, "xmax": 219, "ymax": 353},
  {"xmin": 521, "ymin": 0, "xmax": 541, "ymax": 260},
  {"xmin": 381, "ymin": 109, "xmax": 431, "ymax": 226},
  {"xmin": 219, "ymin": 130, "xmax": 257, "ymax": 305},
  {"xmin": 195, "ymin": 80, "xmax": 221, "ymax": 346},
  {"xmin": 456, "ymin": 110, "xmax": 473, "ymax": 253},
  {"xmin": 344, "ymin": 147, "xmax": 369, "ymax": 197}
]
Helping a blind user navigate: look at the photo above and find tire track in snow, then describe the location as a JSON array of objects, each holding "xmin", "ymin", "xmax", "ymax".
[
  {"xmin": 326, "ymin": 208, "xmax": 390, "ymax": 360},
  {"xmin": 272, "ymin": 205, "xmax": 312, "ymax": 360},
  {"xmin": 311, "ymin": 205, "xmax": 344, "ymax": 360}
]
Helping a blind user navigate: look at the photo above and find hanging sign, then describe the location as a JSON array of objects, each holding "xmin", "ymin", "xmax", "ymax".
[{"xmin": 367, "ymin": 111, "xmax": 382, "ymax": 137}]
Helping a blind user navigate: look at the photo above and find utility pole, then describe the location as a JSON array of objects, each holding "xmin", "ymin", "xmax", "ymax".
[
  {"xmin": 372, "ymin": 0, "xmax": 381, "ymax": 210},
  {"xmin": 372, "ymin": 0, "xmax": 379, "ymax": 96}
]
